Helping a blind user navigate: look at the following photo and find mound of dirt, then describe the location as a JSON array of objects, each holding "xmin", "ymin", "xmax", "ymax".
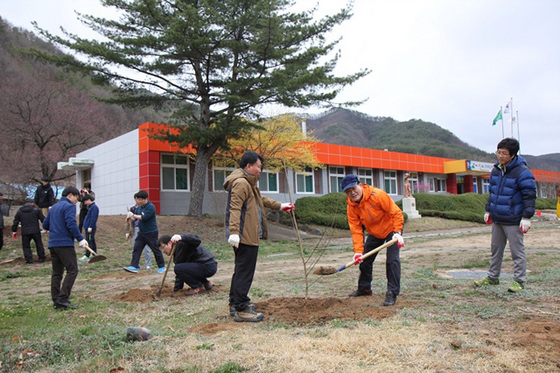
[{"xmin": 111, "ymin": 284, "xmax": 224, "ymax": 303}]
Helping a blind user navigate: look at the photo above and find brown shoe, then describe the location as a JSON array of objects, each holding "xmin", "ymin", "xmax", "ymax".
[
  {"xmin": 185, "ymin": 287, "xmax": 206, "ymax": 296},
  {"xmin": 234, "ymin": 307, "xmax": 264, "ymax": 322}
]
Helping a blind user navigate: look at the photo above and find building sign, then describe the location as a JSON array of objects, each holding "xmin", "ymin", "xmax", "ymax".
[{"xmin": 466, "ymin": 160, "xmax": 493, "ymax": 173}]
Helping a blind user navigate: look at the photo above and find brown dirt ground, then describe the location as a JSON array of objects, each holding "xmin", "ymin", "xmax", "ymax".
[{"xmin": 2, "ymin": 214, "xmax": 559, "ymax": 368}]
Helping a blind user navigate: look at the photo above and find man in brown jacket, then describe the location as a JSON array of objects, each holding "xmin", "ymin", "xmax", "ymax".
[{"xmin": 224, "ymin": 151, "xmax": 294, "ymax": 322}]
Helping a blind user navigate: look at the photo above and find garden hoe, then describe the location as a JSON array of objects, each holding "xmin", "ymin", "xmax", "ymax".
[
  {"xmin": 154, "ymin": 242, "xmax": 177, "ymax": 300},
  {"xmin": 313, "ymin": 237, "xmax": 398, "ymax": 275},
  {"xmin": 83, "ymin": 244, "xmax": 107, "ymax": 263}
]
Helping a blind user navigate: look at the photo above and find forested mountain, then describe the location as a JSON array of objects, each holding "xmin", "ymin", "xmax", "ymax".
[
  {"xmin": 306, "ymin": 108, "xmax": 559, "ymax": 171},
  {"xmin": 0, "ymin": 17, "xmax": 167, "ymax": 188},
  {"xmin": 0, "ymin": 17, "xmax": 556, "ymax": 182}
]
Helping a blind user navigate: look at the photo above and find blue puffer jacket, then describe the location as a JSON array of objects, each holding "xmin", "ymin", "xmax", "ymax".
[
  {"xmin": 486, "ymin": 155, "xmax": 536, "ymax": 225},
  {"xmin": 42, "ymin": 197, "xmax": 84, "ymax": 247}
]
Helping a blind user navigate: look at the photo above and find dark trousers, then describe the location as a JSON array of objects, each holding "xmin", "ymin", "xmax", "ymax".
[
  {"xmin": 131, "ymin": 231, "xmax": 165, "ymax": 268},
  {"xmin": 0, "ymin": 232, "xmax": 3, "ymax": 251},
  {"xmin": 358, "ymin": 233, "xmax": 401, "ymax": 296},
  {"xmin": 84, "ymin": 228, "xmax": 97, "ymax": 257},
  {"xmin": 22, "ymin": 233, "xmax": 46, "ymax": 262},
  {"xmin": 174, "ymin": 261, "xmax": 217, "ymax": 290},
  {"xmin": 229, "ymin": 243, "xmax": 259, "ymax": 311},
  {"xmin": 50, "ymin": 246, "xmax": 79, "ymax": 304},
  {"xmin": 78, "ymin": 206, "xmax": 87, "ymax": 233}
]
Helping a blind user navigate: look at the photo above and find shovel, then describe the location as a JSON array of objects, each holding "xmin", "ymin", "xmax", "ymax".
[
  {"xmin": 313, "ymin": 237, "xmax": 398, "ymax": 275},
  {"xmin": 83, "ymin": 244, "xmax": 107, "ymax": 263},
  {"xmin": 154, "ymin": 242, "xmax": 177, "ymax": 299}
]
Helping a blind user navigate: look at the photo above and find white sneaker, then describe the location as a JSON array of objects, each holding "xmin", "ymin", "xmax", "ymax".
[{"xmin": 79, "ymin": 255, "xmax": 90, "ymax": 263}]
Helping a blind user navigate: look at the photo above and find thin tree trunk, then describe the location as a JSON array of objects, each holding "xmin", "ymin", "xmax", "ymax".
[{"xmin": 188, "ymin": 148, "xmax": 212, "ymax": 218}]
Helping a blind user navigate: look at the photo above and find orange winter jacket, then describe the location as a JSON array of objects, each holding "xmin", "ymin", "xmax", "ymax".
[{"xmin": 346, "ymin": 184, "xmax": 404, "ymax": 254}]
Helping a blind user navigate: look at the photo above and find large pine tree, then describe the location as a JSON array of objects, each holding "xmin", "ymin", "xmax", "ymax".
[{"xmin": 32, "ymin": 0, "xmax": 368, "ymax": 217}]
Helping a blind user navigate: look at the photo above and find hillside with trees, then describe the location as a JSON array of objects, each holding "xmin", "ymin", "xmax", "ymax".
[
  {"xmin": 306, "ymin": 108, "xmax": 559, "ymax": 171},
  {"xmin": 0, "ymin": 17, "xmax": 166, "ymax": 193}
]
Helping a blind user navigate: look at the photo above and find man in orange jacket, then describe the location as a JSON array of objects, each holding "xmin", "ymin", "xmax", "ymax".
[{"xmin": 341, "ymin": 174, "xmax": 405, "ymax": 306}]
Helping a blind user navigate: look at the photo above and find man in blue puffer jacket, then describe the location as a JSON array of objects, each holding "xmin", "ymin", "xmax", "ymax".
[
  {"xmin": 474, "ymin": 138, "xmax": 536, "ymax": 293},
  {"xmin": 42, "ymin": 186, "xmax": 88, "ymax": 309}
]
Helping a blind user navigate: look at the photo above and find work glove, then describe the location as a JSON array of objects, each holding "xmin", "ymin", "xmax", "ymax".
[
  {"xmin": 484, "ymin": 212, "xmax": 492, "ymax": 224},
  {"xmin": 228, "ymin": 234, "xmax": 240, "ymax": 249},
  {"xmin": 393, "ymin": 232, "xmax": 405, "ymax": 248},
  {"xmin": 87, "ymin": 228, "xmax": 92, "ymax": 233},
  {"xmin": 280, "ymin": 203, "xmax": 295, "ymax": 212},
  {"xmin": 353, "ymin": 253, "xmax": 363, "ymax": 265},
  {"xmin": 79, "ymin": 239, "xmax": 88, "ymax": 248},
  {"xmin": 519, "ymin": 218, "xmax": 531, "ymax": 234},
  {"xmin": 171, "ymin": 234, "xmax": 182, "ymax": 243},
  {"xmin": 126, "ymin": 211, "xmax": 134, "ymax": 220},
  {"xmin": 12, "ymin": 232, "xmax": 18, "ymax": 239}
]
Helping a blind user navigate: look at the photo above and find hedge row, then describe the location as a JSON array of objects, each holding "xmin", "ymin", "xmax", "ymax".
[{"xmin": 290, "ymin": 192, "xmax": 557, "ymax": 228}]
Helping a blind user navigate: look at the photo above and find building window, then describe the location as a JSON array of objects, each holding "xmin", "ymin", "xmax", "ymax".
[
  {"xmin": 482, "ymin": 178, "xmax": 490, "ymax": 194},
  {"xmin": 473, "ymin": 177, "xmax": 478, "ymax": 194},
  {"xmin": 213, "ymin": 167, "xmax": 235, "ymax": 191},
  {"xmin": 384, "ymin": 171, "xmax": 397, "ymax": 195},
  {"xmin": 329, "ymin": 166, "xmax": 345, "ymax": 193},
  {"xmin": 259, "ymin": 171, "xmax": 279, "ymax": 192},
  {"xmin": 437, "ymin": 178, "xmax": 447, "ymax": 192},
  {"xmin": 428, "ymin": 178, "xmax": 435, "ymax": 192},
  {"xmin": 358, "ymin": 168, "xmax": 373, "ymax": 186},
  {"xmin": 296, "ymin": 167, "xmax": 314, "ymax": 194},
  {"xmin": 161, "ymin": 154, "xmax": 189, "ymax": 191}
]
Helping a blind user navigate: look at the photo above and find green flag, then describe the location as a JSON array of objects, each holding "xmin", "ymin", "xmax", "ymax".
[{"xmin": 492, "ymin": 109, "xmax": 502, "ymax": 126}]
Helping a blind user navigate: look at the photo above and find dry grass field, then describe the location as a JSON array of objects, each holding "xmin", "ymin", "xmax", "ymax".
[{"xmin": 0, "ymin": 214, "xmax": 559, "ymax": 372}]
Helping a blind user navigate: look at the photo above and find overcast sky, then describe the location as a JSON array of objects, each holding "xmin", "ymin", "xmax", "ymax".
[{"xmin": 2, "ymin": 0, "xmax": 559, "ymax": 156}]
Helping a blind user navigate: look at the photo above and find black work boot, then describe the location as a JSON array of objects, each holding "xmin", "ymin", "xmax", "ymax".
[
  {"xmin": 382, "ymin": 292, "xmax": 397, "ymax": 306},
  {"xmin": 348, "ymin": 288, "xmax": 372, "ymax": 297}
]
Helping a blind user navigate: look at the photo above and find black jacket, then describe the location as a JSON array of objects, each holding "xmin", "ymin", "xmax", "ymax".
[
  {"xmin": 12, "ymin": 204, "xmax": 45, "ymax": 235},
  {"xmin": 173, "ymin": 234, "xmax": 216, "ymax": 265},
  {"xmin": 34, "ymin": 184, "xmax": 55, "ymax": 208}
]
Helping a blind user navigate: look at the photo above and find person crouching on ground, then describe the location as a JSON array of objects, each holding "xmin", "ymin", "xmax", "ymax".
[
  {"xmin": 42, "ymin": 186, "xmax": 88, "ymax": 310},
  {"xmin": 158, "ymin": 234, "xmax": 217, "ymax": 296},
  {"xmin": 341, "ymin": 174, "xmax": 405, "ymax": 306}
]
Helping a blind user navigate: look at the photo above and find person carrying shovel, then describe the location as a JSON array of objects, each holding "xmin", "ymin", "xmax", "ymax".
[
  {"xmin": 42, "ymin": 186, "xmax": 88, "ymax": 310},
  {"xmin": 341, "ymin": 174, "xmax": 405, "ymax": 306},
  {"xmin": 158, "ymin": 233, "xmax": 217, "ymax": 296}
]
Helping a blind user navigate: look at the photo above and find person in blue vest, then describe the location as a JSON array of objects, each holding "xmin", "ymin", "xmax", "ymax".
[
  {"xmin": 42, "ymin": 186, "xmax": 88, "ymax": 310},
  {"xmin": 123, "ymin": 190, "xmax": 166, "ymax": 274},
  {"xmin": 79, "ymin": 194, "xmax": 99, "ymax": 262},
  {"xmin": 474, "ymin": 138, "xmax": 536, "ymax": 293}
]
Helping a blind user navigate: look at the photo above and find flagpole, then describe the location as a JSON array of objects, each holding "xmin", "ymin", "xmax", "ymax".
[
  {"xmin": 516, "ymin": 110, "xmax": 520, "ymax": 143},
  {"xmin": 510, "ymin": 97, "xmax": 514, "ymax": 137},
  {"xmin": 500, "ymin": 106, "xmax": 504, "ymax": 138}
]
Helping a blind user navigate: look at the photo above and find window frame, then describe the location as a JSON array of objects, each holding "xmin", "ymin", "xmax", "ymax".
[
  {"xmin": 161, "ymin": 153, "xmax": 190, "ymax": 191},
  {"xmin": 296, "ymin": 167, "xmax": 315, "ymax": 194}
]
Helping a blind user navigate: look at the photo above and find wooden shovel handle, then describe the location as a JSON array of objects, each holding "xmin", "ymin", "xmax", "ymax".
[
  {"xmin": 83, "ymin": 244, "xmax": 97, "ymax": 256},
  {"xmin": 157, "ymin": 241, "xmax": 177, "ymax": 293},
  {"xmin": 343, "ymin": 237, "xmax": 398, "ymax": 270}
]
